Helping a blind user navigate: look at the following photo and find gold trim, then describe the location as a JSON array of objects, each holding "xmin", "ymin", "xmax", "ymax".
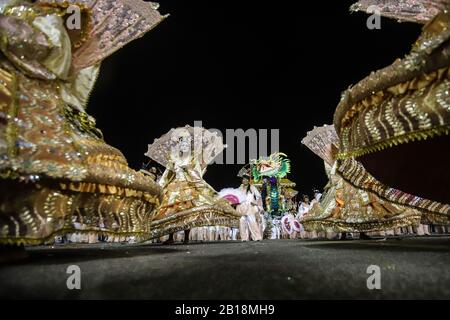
[
  {"xmin": 337, "ymin": 123, "xmax": 450, "ymax": 159},
  {"xmin": 302, "ymin": 214, "xmax": 423, "ymax": 233}
]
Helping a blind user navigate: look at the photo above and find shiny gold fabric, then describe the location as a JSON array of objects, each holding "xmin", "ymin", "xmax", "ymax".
[
  {"xmin": 301, "ymin": 161, "xmax": 423, "ymax": 233},
  {"xmin": 0, "ymin": 0, "xmax": 163, "ymax": 245},
  {"xmin": 350, "ymin": 0, "xmax": 450, "ymax": 24},
  {"xmin": 332, "ymin": 6, "xmax": 450, "ymax": 217},
  {"xmin": 149, "ymin": 132, "xmax": 240, "ymax": 239},
  {"xmin": 335, "ymin": 9, "xmax": 450, "ymax": 159},
  {"xmin": 0, "ymin": 180, "xmax": 160, "ymax": 245},
  {"xmin": 336, "ymin": 157, "xmax": 450, "ymax": 219},
  {"xmin": 150, "ymin": 204, "xmax": 238, "ymax": 239},
  {"xmin": 301, "ymin": 124, "xmax": 433, "ymax": 232}
]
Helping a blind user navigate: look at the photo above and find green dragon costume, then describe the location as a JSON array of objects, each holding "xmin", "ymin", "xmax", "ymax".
[{"xmin": 250, "ymin": 153, "xmax": 292, "ymax": 216}]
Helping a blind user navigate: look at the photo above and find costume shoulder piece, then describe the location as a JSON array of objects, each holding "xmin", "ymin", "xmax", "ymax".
[
  {"xmin": 37, "ymin": 0, "xmax": 167, "ymax": 72},
  {"xmin": 301, "ymin": 124, "xmax": 339, "ymax": 166},
  {"xmin": 350, "ymin": 0, "xmax": 450, "ymax": 24},
  {"xmin": 145, "ymin": 125, "xmax": 225, "ymax": 171}
]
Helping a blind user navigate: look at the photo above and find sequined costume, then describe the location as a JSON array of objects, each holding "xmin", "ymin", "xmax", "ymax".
[
  {"xmin": 0, "ymin": 0, "xmax": 165, "ymax": 245},
  {"xmin": 145, "ymin": 126, "xmax": 240, "ymax": 238},
  {"xmin": 334, "ymin": 1, "xmax": 450, "ymax": 224},
  {"xmin": 300, "ymin": 125, "xmax": 422, "ymax": 233},
  {"xmin": 350, "ymin": 0, "xmax": 450, "ymax": 24},
  {"xmin": 249, "ymin": 153, "xmax": 291, "ymax": 217}
]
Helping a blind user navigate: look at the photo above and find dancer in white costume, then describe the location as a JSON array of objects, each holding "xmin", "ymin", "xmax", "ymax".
[
  {"xmin": 416, "ymin": 224, "xmax": 431, "ymax": 236},
  {"xmin": 237, "ymin": 177, "xmax": 263, "ymax": 241},
  {"xmin": 271, "ymin": 218, "xmax": 281, "ymax": 239},
  {"xmin": 311, "ymin": 191, "xmax": 322, "ymax": 206},
  {"xmin": 281, "ymin": 199, "xmax": 299, "ymax": 239},
  {"xmin": 218, "ymin": 187, "xmax": 247, "ymax": 241},
  {"xmin": 230, "ymin": 227, "xmax": 239, "ymax": 240},
  {"xmin": 279, "ymin": 187, "xmax": 300, "ymax": 239},
  {"xmin": 297, "ymin": 195, "xmax": 312, "ymax": 218},
  {"xmin": 297, "ymin": 195, "xmax": 317, "ymax": 239},
  {"xmin": 281, "ymin": 213, "xmax": 298, "ymax": 239}
]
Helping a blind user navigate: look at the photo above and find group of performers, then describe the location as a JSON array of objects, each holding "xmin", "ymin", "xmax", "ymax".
[{"xmin": 0, "ymin": 0, "xmax": 449, "ymax": 257}]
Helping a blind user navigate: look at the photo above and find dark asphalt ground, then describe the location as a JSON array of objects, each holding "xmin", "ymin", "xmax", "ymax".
[{"xmin": 0, "ymin": 236, "xmax": 449, "ymax": 299}]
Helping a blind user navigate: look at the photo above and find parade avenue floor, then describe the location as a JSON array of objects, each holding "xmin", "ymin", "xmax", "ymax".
[{"xmin": 1, "ymin": 237, "xmax": 450, "ymax": 300}]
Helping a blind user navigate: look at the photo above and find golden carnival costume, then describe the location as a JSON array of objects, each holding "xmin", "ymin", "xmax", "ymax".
[
  {"xmin": 145, "ymin": 126, "xmax": 240, "ymax": 238},
  {"xmin": 0, "ymin": 0, "xmax": 165, "ymax": 245},
  {"xmin": 301, "ymin": 125, "xmax": 422, "ymax": 233},
  {"xmin": 334, "ymin": 0, "xmax": 450, "ymax": 225}
]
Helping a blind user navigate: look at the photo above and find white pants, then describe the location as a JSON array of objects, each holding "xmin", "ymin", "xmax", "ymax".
[{"xmin": 239, "ymin": 214, "xmax": 263, "ymax": 241}]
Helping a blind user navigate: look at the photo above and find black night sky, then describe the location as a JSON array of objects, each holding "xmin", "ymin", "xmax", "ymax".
[{"xmin": 88, "ymin": 0, "xmax": 421, "ymax": 196}]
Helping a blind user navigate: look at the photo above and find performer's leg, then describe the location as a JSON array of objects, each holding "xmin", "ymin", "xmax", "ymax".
[
  {"xmin": 163, "ymin": 233, "xmax": 175, "ymax": 245},
  {"xmin": 247, "ymin": 213, "xmax": 262, "ymax": 241},
  {"xmin": 184, "ymin": 229, "xmax": 190, "ymax": 244},
  {"xmin": 240, "ymin": 217, "xmax": 250, "ymax": 241},
  {"xmin": 416, "ymin": 224, "xmax": 425, "ymax": 236}
]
